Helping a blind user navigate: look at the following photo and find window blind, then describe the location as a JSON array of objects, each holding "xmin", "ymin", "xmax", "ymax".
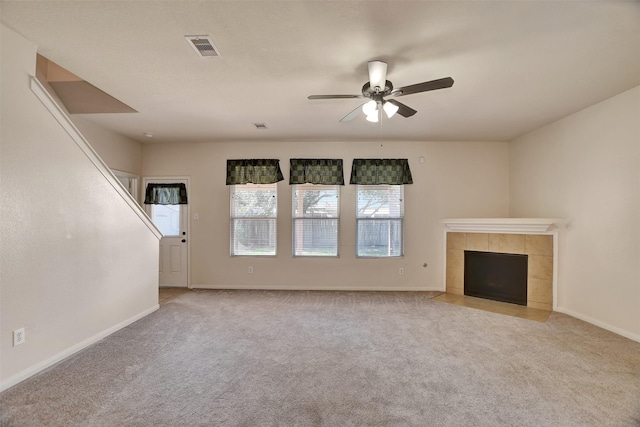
[{"xmin": 230, "ymin": 183, "xmax": 277, "ymax": 256}]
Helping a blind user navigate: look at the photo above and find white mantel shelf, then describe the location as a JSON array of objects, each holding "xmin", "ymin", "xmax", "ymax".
[{"xmin": 442, "ymin": 218, "xmax": 567, "ymax": 234}]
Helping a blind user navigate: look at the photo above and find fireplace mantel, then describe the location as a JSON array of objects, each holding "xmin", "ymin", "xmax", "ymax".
[{"xmin": 442, "ymin": 218, "xmax": 566, "ymax": 234}]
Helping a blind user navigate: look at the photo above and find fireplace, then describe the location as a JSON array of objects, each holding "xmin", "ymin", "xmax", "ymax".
[
  {"xmin": 442, "ymin": 218, "xmax": 564, "ymax": 311},
  {"xmin": 464, "ymin": 251, "xmax": 528, "ymax": 305}
]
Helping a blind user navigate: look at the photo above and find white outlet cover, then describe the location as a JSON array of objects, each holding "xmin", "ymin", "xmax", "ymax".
[{"xmin": 13, "ymin": 328, "xmax": 25, "ymax": 346}]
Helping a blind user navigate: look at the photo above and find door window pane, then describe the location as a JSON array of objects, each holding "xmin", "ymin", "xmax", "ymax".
[{"xmin": 152, "ymin": 204, "xmax": 181, "ymax": 236}]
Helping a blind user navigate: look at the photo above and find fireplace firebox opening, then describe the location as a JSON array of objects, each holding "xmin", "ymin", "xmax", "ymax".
[{"xmin": 464, "ymin": 251, "xmax": 528, "ymax": 306}]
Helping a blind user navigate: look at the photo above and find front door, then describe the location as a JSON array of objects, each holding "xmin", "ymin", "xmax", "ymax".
[{"xmin": 143, "ymin": 178, "xmax": 189, "ymax": 287}]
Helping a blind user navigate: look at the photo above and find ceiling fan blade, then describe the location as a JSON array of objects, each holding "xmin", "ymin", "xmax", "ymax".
[
  {"xmin": 387, "ymin": 99, "xmax": 417, "ymax": 117},
  {"xmin": 393, "ymin": 77, "xmax": 454, "ymax": 97},
  {"xmin": 368, "ymin": 61, "xmax": 388, "ymax": 91},
  {"xmin": 340, "ymin": 103, "xmax": 366, "ymax": 122},
  {"xmin": 308, "ymin": 94, "xmax": 362, "ymax": 100}
]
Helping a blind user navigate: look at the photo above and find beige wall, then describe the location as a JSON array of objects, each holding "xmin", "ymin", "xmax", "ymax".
[
  {"xmin": 0, "ymin": 25, "xmax": 160, "ymax": 390},
  {"xmin": 142, "ymin": 140, "xmax": 510, "ymax": 290},
  {"xmin": 509, "ymin": 86, "xmax": 640, "ymax": 340},
  {"xmin": 71, "ymin": 116, "xmax": 143, "ymax": 175}
]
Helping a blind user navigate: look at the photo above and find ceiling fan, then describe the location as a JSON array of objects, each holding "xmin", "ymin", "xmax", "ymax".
[{"xmin": 308, "ymin": 61, "xmax": 454, "ymax": 123}]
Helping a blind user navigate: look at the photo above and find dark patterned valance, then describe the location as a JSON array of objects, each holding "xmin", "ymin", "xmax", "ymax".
[
  {"xmin": 226, "ymin": 159, "xmax": 284, "ymax": 185},
  {"xmin": 349, "ymin": 159, "xmax": 413, "ymax": 185},
  {"xmin": 144, "ymin": 183, "xmax": 188, "ymax": 205},
  {"xmin": 289, "ymin": 159, "xmax": 344, "ymax": 185}
]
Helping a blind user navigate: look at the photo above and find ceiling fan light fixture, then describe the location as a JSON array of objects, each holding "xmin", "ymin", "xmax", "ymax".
[
  {"xmin": 368, "ymin": 61, "xmax": 388, "ymax": 92},
  {"xmin": 365, "ymin": 112, "xmax": 379, "ymax": 123},
  {"xmin": 383, "ymin": 101, "xmax": 399, "ymax": 118},
  {"xmin": 362, "ymin": 100, "xmax": 377, "ymax": 116}
]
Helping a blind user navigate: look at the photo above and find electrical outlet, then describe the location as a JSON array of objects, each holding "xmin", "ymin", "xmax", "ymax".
[
  {"xmin": 13, "ymin": 328, "xmax": 25, "ymax": 347},
  {"xmin": 399, "ymin": 267, "xmax": 405, "ymax": 275},
  {"xmin": 248, "ymin": 266, "xmax": 253, "ymax": 274}
]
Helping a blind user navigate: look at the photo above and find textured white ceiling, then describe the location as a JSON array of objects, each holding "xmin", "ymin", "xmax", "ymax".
[{"xmin": 2, "ymin": 1, "xmax": 639, "ymax": 144}]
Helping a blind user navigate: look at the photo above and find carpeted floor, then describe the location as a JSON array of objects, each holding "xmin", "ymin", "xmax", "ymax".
[{"xmin": 1, "ymin": 289, "xmax": 639, "ymax": 426}]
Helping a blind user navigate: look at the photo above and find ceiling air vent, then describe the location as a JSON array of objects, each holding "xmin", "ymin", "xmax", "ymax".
[{"xmin": 185, "ymin": 35, "xmax": 221, "ymax": 58}]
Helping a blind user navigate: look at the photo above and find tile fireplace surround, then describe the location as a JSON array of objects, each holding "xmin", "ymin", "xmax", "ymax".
[{"xmin": 442, "ymin": 218, "xmax": 565, "ymax": 311}]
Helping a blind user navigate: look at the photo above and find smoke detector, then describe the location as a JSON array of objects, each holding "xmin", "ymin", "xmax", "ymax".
[{"xmin": 185, "ymin": 35, "xmax": 221, "ymax": 58}]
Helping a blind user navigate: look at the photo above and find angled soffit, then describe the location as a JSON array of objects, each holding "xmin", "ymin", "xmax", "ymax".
[{"xmin": 36, "ymin": 54, "xmax": 137, "ymax": 115}]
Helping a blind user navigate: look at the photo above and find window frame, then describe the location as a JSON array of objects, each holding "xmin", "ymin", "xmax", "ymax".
[
  {"xmin": 292, "ymin": 183, "xmax": 340, "ymax": 257},
  {"xmin": 229, "ymin": 183, "xmax": 278, "ymax": 257},
  {"xmin": 355, "ymin": 184, "xmax": 405, "ymax": 258}
]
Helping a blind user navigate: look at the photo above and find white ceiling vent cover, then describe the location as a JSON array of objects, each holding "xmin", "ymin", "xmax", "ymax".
[{"xmin": 185, "ymin": 35, "xmax": 221, "ymax": 58}]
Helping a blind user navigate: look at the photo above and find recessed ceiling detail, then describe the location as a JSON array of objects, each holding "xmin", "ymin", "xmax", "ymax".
[{"xmin": 185, "ymin": 35, "xmax": 221, "ymax": 58}]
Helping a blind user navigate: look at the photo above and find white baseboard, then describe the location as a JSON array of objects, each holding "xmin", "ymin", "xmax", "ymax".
[
  {"xmin": 555, "ymin": 306, "xmax": 640, "ymax": 343},
  {"xmin": 0, "ymin": 304, "xmax": 159, "ymax": 393},
  {"xmin": 193, "ymin": 284, "xmax": 443, "ymax": 292}
]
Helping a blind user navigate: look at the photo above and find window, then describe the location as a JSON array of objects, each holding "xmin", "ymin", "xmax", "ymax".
[
  {"xmin": 230, "ymin": 183, "xmax": 277, "ymax": 256},
  {"xmin": 356, "ymin": 185, "xmax": 404, "ymax": 257},
  {"xmin": 292, "ymin": 184, "xmax": 340, "ymax": 257},
  {"xmin": 150, "ymin": 204, "xmax": 181, "ymax": 236}
]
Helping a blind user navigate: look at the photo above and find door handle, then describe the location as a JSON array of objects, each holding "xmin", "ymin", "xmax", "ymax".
[{"xmin": 182, "ymin": 239, "xmax": 186, "ymax": 243}]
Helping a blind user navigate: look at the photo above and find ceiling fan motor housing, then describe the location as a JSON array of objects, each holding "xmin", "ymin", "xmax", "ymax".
[{"xmin": 362, "ymin": 80, "xmax": 393, "ymax": 99}]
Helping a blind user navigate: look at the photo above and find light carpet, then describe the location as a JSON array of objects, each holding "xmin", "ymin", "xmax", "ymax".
[{"xmin": 1, "ymin": 290, "xmax": 639, "ymax": 426}]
